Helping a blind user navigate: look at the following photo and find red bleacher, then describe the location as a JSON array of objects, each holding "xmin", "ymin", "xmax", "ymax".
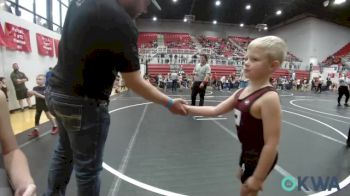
[
  {"xmin": 272, "ymin": 69, "xmax": 290, "ymax": 79},
  {"xmin": 333, "ymin": 42, "xmax": 350, "ymax": 57},
  {"xmin": 148, "ymin": 64, "xmax": 170, "ymax": 76},
  {"xmin": 295, "ymin": 70, "xmax": 309, "ymax": 80},
  {"xmin": 181, "ymin": 64, "xmax": 236, "ymax": 77},
  {"xmin": 180, "ymin": 64, "xmax": 195, "ymax": 75},
  {"xmin": 228, "ymin": 36, "xmax": 253, "ymax": 43},
  {"xmin": 211, "ymin": 65, "xmax": 236, "ymax": 77},
  {"xmin": 163, "ymin": 32, "xmax": 192, "ymax": 49},
  {"xmin": 148, "ymin": 64, "xmax": 236, "ymax": 78},
  {"xmin": 137, "ymin": 32, "xmax": 158, "ymax": 48}
]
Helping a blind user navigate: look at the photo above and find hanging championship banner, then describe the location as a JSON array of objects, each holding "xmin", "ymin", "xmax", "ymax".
[
  {"xmin": 5, "ymin": 22, "xmax": 31, "ymax": 52},
  {"xmin": 36, "ymin": 33, "xmax": 54, "ymax": 57}
]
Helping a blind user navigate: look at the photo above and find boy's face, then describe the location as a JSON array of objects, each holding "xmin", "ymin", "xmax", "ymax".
[
  {"xmin": 200, "ymin": 56, "xmax": 207, "ymax": 64},
  {"xmin": 36, "ymin": 76, "xmax": 45, "ymax": 85},
  {"xmin": 244, "ymin": 46, "xmax": 276, "ymax": 80}
]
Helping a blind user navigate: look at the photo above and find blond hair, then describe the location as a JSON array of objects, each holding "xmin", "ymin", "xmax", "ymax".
[
  {"xmin": 36, "ymin": 74, "xmax": 45, "ymax": 79},
  {"xmin": 248, "ymin": 36, "xmax": 287, "ymax": 64}
]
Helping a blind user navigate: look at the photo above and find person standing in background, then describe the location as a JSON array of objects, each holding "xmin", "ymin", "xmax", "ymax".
[
  {"xmin": 29, "ymin": 74, "xmax": 58, "ymax": 138},
  {"xmin": 337, "ymin": 77, "xmax": 349, "ymax": 107},
  {"xmin": 10, "ymin": 63, "xmax": 32, "ymax": 111},
  {"xmin": 191, "ymin": 54, "xmax": 211, "ymax": 106}
]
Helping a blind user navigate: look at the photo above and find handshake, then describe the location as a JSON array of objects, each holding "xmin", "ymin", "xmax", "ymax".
[{"xmin": 166, "ymin": 98, "xmax": 190, "ymax": 115}]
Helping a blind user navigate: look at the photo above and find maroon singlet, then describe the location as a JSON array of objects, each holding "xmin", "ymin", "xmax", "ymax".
[{"xmin": 233, "ymin": 86, "xmax": 277, "ymax": 167}]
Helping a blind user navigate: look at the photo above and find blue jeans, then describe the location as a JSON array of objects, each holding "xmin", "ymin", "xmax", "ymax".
[{"xmin": 44, "ymin": 86, "xmax": 110, "ymax": 196}]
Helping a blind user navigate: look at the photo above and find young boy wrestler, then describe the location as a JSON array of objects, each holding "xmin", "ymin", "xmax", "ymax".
[{"xmin": 186, "ymin": 36, "xmax": 287, "ymax": 196}]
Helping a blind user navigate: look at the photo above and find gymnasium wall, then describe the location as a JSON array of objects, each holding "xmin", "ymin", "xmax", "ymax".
[
  {"xmin": 272, "ymin": 17, "xmax": 350, "ymax": 65},
  {"xmin": 0, "ymin": 11, "xmax": 61, "ymax": 110},
  {"xmin": 136, "ymin": 19, "xmax": 266, "ymax": 38}
]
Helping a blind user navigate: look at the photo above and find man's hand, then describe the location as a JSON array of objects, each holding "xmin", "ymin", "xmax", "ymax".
[
  {"xmin": 15, "ymin": 183, "xmax": 36, "ymax": 196},
  {"xmin": 199, "ymin": 82, "xmax": 204, "ymax": 89},
  {"xmin": 169, "ymin": 98, "xmax": 188, "ymax": 115}
]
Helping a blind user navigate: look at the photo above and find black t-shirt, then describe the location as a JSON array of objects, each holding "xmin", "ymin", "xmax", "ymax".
[
  {"xmin": 33, "ymin": 86, "xmax": 46, "ymax": 106},
  {"xmin": 10, "ymin": 71, "xmax": 28, "ymax": 91},
  {"xmin": 49, "ymin": 0, "xmax": 140, "ymax": 100}
]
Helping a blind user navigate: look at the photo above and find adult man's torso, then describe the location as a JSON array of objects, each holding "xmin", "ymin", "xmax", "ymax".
[
  {"xmin": 10, "ymin": 71, "xmax": 27, "ymax": 90},
  {"xmin": 193, "ymin": 63, "xmax": 210, "ymax": 82},
  {"xmin": 49, "ymin": 0, "xmax": 140, "ymax": 100}
]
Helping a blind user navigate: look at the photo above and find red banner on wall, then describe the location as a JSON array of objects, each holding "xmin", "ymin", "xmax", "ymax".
[
  {"xmin": 5, "ymin": 22, "xmax": 31, "ymax": 52},
  {"xmin": 54, "ymin": 39, "xmax": 60, "ymax": 58},
  {"xmin": 36, "ymin": 33, "xmax": 54, "ymax": 57},
  {"xmin": 0, "ymin": 23, "xmax": 6, "ymax": 46}
]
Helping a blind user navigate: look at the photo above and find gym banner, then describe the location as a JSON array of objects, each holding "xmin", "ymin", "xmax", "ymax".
[
  {"xmin": 54, "ymin": 39, "xmax": 60, "ymax": 58},
  {"xmin": 36, "ymin": 33, "xmax": 54, "ymax": 57},
  {"xmin": 0, "ymin": 23, "xmax": 6, "ymax": 46},
  {"xmin": 5, "ymin": 22, "xmax": 31, "ymax": 52}
]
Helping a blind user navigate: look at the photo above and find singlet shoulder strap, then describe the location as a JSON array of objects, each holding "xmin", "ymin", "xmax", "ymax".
[
  {"xmin": 245, "ymin": 86, "xmax": 276, "ymax": 107},
  {"xmin": 233, "ymin": 88, "xmax": 245, "ymax": 103}
]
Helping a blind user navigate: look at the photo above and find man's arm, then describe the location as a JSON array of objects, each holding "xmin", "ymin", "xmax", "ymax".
[
  {"xmin": 23, "ymin": 73, "xmax": 29, "ymax": 81},
  {"xmin": 121, "ymin": 71, "xmax": 187, "ymax": 115}
]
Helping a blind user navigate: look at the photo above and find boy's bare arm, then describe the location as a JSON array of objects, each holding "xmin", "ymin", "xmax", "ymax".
[
  {"xmin": 32, "ymin": 91, "xmax": 45, "ymax": 99},
  {"xmin": 249, "ymin": 92, "xmax": 281, "ymax": 188},
  {"xmin": 186, "ymin": 91, "xmax": 238, "ymax": 116}
]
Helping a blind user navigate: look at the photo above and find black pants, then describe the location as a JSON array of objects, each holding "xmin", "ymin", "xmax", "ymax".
[
  {"xmin": 172, "ymin": 79, "xmax": 178, "ymax": 92},
  {"xmin": 191, "ymin": 81, "xmax": 207, "ymax": 106},
  {"xmin": 35, "ymin": 103, "xmax": 48, "ymax": 126},
  {"xmin": 338, "ymin": 86, "xmax": 349, "ymax": 104}
]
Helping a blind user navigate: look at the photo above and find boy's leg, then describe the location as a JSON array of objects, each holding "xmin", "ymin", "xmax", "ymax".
[
  {"xmin": 26, "ymin": 97, "xmax": 32, "ymax": 108},
  {"xmin": 44, "ymin": 111, "xmax": 59, "ymax": 134},
  {"xmin": 34, "ymin": 109, "xmax": 42, "ymax": 128},
  {"xmin": 30, "ymin": 109, "xmax": 42, "ymax": 137}
]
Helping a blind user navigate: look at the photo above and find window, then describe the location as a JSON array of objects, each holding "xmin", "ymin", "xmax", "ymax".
[
  {"xmin": 19, "ymin": 0, "xmax": 34, "ymax": 12},
  {"xmin": 35, "ymin": 0, "xmax": 47, "ymax": 19},
  {"xmin": 52, "ymin": 0, "xmax": 60, "ymax": 26},
  {"xmin": 61, "ymin": 0, "xmax": 69, "ymax": 6},
  {"xmin": 61, "ymin": 5, "xmax": 67, "ymax": 25},
  {"xmin": 19, "ymin": 8, "xmax": 34, "ymax": 23}
]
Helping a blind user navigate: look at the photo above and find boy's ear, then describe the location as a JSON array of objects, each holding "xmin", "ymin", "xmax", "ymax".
[{"xmin": 270, "ymin": 60, "xmax": 280, "ymax": 71}]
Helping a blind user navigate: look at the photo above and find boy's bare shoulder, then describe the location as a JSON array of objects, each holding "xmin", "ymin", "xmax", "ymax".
[{"xmin": 259, "ymin": 91, "xmax": 280, "ymax": 105}]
